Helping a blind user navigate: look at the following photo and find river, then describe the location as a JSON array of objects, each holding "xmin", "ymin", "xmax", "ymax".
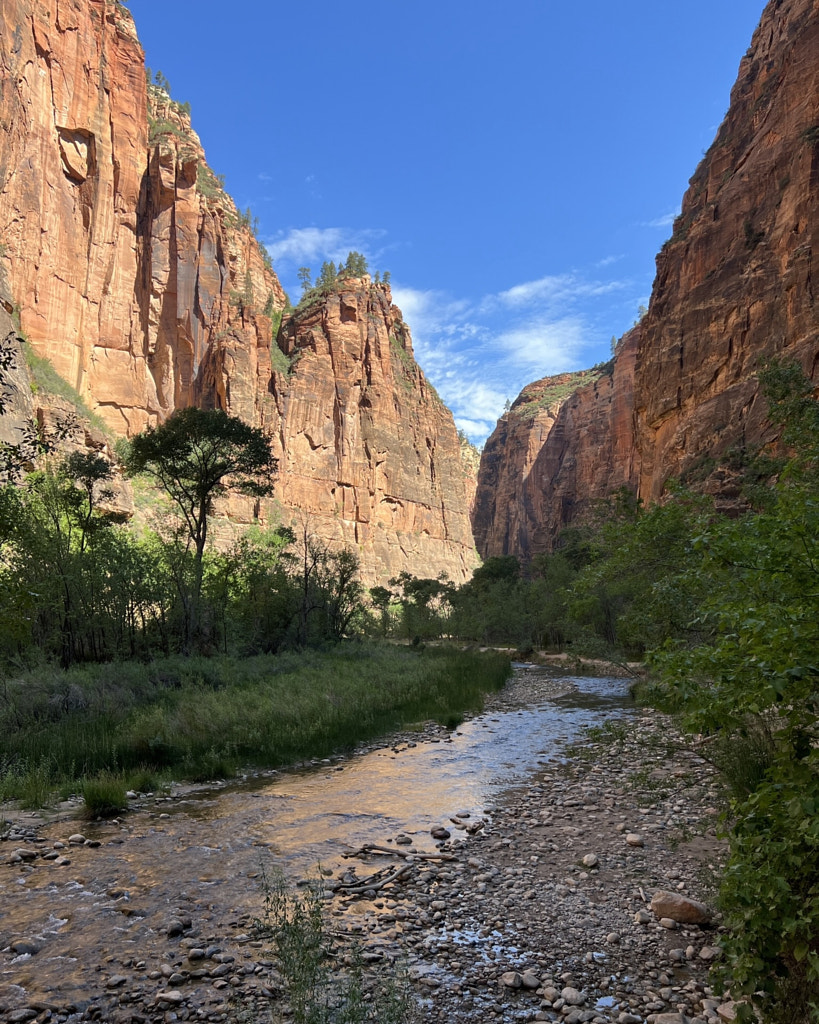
[{"xmin": 0, "ymin": 666, "xmax": 634, "ymax": 1016}]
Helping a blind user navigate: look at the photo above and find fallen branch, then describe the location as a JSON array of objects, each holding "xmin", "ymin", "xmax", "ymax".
[
  {"xmin": 336, "ymin": 864, "xmax": 412, "ymax": 895},
  {"xmin": 342, "ymin": 843, "xmax": 456, "ymax": 862}
]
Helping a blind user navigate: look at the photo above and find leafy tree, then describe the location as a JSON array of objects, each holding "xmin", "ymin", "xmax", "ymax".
[
  {"xmin": 389, "ymin": 571, "xmax": 454, "ymax": 640},
  {"xmin": 125, "ymin": 408, "xmax": 276, "ymax": 650}
]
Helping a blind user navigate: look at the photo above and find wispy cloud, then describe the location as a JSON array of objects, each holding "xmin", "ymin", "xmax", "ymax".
[
  {"xmin": 265, "ymin": 226, "xmax": 388, "ymax": 267},
  {"xmin": 642, "ymin": 210, "xmax": 679, "ymax": 229},
  {"xmin": 393, "ymin": 273, "xmax": 626, "ymax": 444}
]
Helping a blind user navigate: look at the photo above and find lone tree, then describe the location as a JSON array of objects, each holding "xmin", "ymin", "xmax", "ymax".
[{"xmin": 125, "ymin": 407, "xmax": 277, "ymax": 649}]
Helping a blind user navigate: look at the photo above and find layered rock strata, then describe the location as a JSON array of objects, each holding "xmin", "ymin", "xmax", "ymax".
[
  {"xmin": 473, "ymin": 340, "xmax": 639, "ymax": 557},
  {"xmin": 474, "ymin": 0, "xmax": 818, "ymax": 559},
  {"xmin": 267, "ymin": 281, "xmax": 478, "ymax": 584},
  {"xmin": 0, "ymin": 0, "xmax": 284, "ymax": 435},
  {"xmin": 0, "ymin": 0, "xmax": 477, "ymax": 583}
]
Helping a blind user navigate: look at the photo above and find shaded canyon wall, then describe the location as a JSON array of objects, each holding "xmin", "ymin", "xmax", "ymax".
[{"xmin": 474, "ymin": 0, "xmax": 818, "ymax": 559}]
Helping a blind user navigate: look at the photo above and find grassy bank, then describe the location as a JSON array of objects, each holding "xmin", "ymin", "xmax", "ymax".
[{"xmin": 0, "ymin": 644, "xmax": 510, "ymax": 809}]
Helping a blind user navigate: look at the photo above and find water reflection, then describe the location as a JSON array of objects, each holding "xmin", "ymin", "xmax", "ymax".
[{"xmin": 0, "ymin": 672, "xmax": 633, "ymax": 1008}]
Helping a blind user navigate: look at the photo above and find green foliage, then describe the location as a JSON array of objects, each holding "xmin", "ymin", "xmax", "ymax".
[
  {"xmin": 125, "ymin": 409, "xmax": 277, "ymax": 651},
  {"xmin": 647, "ymin": 361, "xmax": 819, "ymax": 1020},
  {"xmin": 81, "ymin": 773, "xmax": 128, "ymax": 818},
  {"xmin": 342, "ymin": 251, "xmax": 368, "ymax": 277},
  {"xmin": 509, "ymin": 368, "xmax": 606, "ymax": 421},
  {"xmin": 23, "ymin": 347, "xmax": 109, "ymax": 434},
  {"xmin": 0, "ymin": 646, "xmax": 509, "ymax": 797},
  {"xmin": 257, "ymin": 868, "xmax": 415, "ymax": 1023},
  {"xmin": 196, "ymin": 163, "xmax": 225, "ymax": 199}
]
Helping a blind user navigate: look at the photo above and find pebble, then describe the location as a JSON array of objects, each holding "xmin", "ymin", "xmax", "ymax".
[{"xmin": 0, "ymin": 671, "xmax": 727, "ymax": 1024}]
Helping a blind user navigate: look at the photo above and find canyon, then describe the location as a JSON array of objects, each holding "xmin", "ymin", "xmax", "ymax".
[
  {"xmin": 0, "ymin": 0, "xmax": 477, "ymax": 584},
  {"xmin": 473, "ymin": 0, "xmax": 818, "ymax": 559},
  {"xmin": 1, "ymin": 0, "xmax": 816, "ymax": 579}
]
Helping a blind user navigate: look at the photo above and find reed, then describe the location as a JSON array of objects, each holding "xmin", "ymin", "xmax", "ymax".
[{"xmin": 0, "ymin": 645, "xmax": 509, "ymax": 804}]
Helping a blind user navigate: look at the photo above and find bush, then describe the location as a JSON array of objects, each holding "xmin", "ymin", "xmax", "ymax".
[{"xmin": 81, "ymin": 774, "xmax": 128, "ymax": 818}]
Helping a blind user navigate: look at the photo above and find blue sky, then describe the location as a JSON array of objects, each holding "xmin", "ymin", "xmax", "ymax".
[{"xmin": 128, "ymin": 0, "xmax": 764, "ymax": 443}]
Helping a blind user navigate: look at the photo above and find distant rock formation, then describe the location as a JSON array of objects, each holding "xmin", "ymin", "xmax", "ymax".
[{"xmin": 474, "ymin": 0, "xmax": 818, "ymax": 559}]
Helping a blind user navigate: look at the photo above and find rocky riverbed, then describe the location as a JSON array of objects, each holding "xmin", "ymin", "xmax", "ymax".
[{"xmin": 1, "ymin": 669, "xmax": 732, "ymax": 1024}]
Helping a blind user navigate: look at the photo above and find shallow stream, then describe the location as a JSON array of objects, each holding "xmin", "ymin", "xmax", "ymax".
[{"xmin": 0, "ymin": 668, "xmax": 633, "ymax": 1011}]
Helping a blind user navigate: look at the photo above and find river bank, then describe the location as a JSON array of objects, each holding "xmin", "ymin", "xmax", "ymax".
[{"xmin": 0, "ymin": 668, "xmax": 730, "ymax": 1024}]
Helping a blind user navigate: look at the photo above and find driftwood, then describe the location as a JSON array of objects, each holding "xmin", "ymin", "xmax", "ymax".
[
  {"xmin": 342, "ymin": 842, "xmax": 456, "ymax": 862},
  {"xmin": 335, "ymin": 864, "xmax": 413, "ymax": 895}
]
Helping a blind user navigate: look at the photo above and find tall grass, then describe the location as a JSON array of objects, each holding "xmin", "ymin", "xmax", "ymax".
[{"xmin": 0, "ymin": 645, "xmax": 509, "ymax": 803}]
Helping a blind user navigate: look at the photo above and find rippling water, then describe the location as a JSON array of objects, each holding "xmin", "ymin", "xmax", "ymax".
[{"xmin": 0, "ymin": 670, "xmax": 633, "ymax": 1009}]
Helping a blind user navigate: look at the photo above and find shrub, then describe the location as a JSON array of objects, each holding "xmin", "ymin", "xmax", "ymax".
[{"xmin": 81, "ymin": 773, "xmax": 128, "ymax": 818}]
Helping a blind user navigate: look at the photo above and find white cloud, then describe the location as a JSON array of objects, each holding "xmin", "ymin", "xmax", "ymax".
[
  {"xmin": 264, "ymin": 226, "xmax": 387, "ymax": 267},
  {"xmin": 643, "ymin": 210, "xmax": 679, "ymax": 229},
  {"xmin": 392, "ymin": 282, "xmax": 599, "ymax": 443},
  {"xmin": 495, "ymin": 318, "xmax": 586, "ymax": 377}
]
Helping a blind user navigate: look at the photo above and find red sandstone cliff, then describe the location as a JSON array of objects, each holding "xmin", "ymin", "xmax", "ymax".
[
  {"xmin": 0, "ymin": 0, "xmax": 477, "ymax": 583},
  {"xmin": 473, "ymin": 341, "xmax": 639, "ymax": 557},
  {"xmin": 634, "ymin": 0, "xmax": 818, "ymax": 503},
  {"xmin": 0, "ymin": 0, "xmax": 284, "ymax": 435},
  {"xmin": 474, "ymin": 0, "xmax": 818, "ymax": 559},
  {"xmin": 264, "ymin": 280, "xmax": 478, "ymax": 583}
]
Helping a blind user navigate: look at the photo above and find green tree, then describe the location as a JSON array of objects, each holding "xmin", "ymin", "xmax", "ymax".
[
  {"xmin": 297, "ymin": 267, "xmax": 312, "ymax": 293},
  {"xmin": 344, "ymin": 251, "xmax": 368, "ymax": 276},
  {"xmin": 317, "ymin": 261, "xmax": 338, "ymax": 290},
  {"xmin": 125, "ymin": 408, "xmax": 276, "ymax": 650}
]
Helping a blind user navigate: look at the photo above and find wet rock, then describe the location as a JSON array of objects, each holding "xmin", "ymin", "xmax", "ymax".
[
  {"xmin": 430, "ymin": 826, "xmax": 451, "ymax": 840},
  {"xmin": 166, "ymin": 919, "xmax": 186, "ymax": 938},
  {"xmin": 650, "ymin": 891, "xmax": 712, "ymax": 925},
  {"xmin": 11, "ymin": 939, "xmax": 42, "ymax": 955}
]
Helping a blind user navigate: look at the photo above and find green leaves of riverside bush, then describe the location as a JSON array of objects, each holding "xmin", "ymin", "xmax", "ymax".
[{"xmin": 650, "ymin": 361, "xmax": 819, "ymax": 1022}]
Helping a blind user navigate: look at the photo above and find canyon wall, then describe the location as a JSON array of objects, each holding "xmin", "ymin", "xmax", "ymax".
[
  {"xmin": 474, "ymin": 0, "xmax": 818, "ymax": 559},
  {"xmin": 265, "ymin": 281, "xmax": 478, "ymax": 583},
  {"xmin": 0, "ymin": 0, "xmax": 477, "ymax": 584},
  {"xmin": 472, "ymin": 337, "xmax": 639, "ymax": 557}
]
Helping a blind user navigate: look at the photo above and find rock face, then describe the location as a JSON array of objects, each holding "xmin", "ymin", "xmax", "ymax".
[
  {"xmin": 474, "ymin": 0, "xmax": 818, "ymax": 559},
  {"xmin": 268, "ymin": 281, "xmax": 478, "ymax": 583},
  {"xmin": 0, "ymin": 0, "xmax": 285, "ymax": 436},
  {"xmin": 0, "ymin": 0, "xmax": 476, "ymax": 583},
  {"xmin": 473, "ymin": 339, "xmax": 639, "ymax": 557},
  {"xmin": 634, "ymin": 0, "xmax": 818, "ymax": 503}
]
